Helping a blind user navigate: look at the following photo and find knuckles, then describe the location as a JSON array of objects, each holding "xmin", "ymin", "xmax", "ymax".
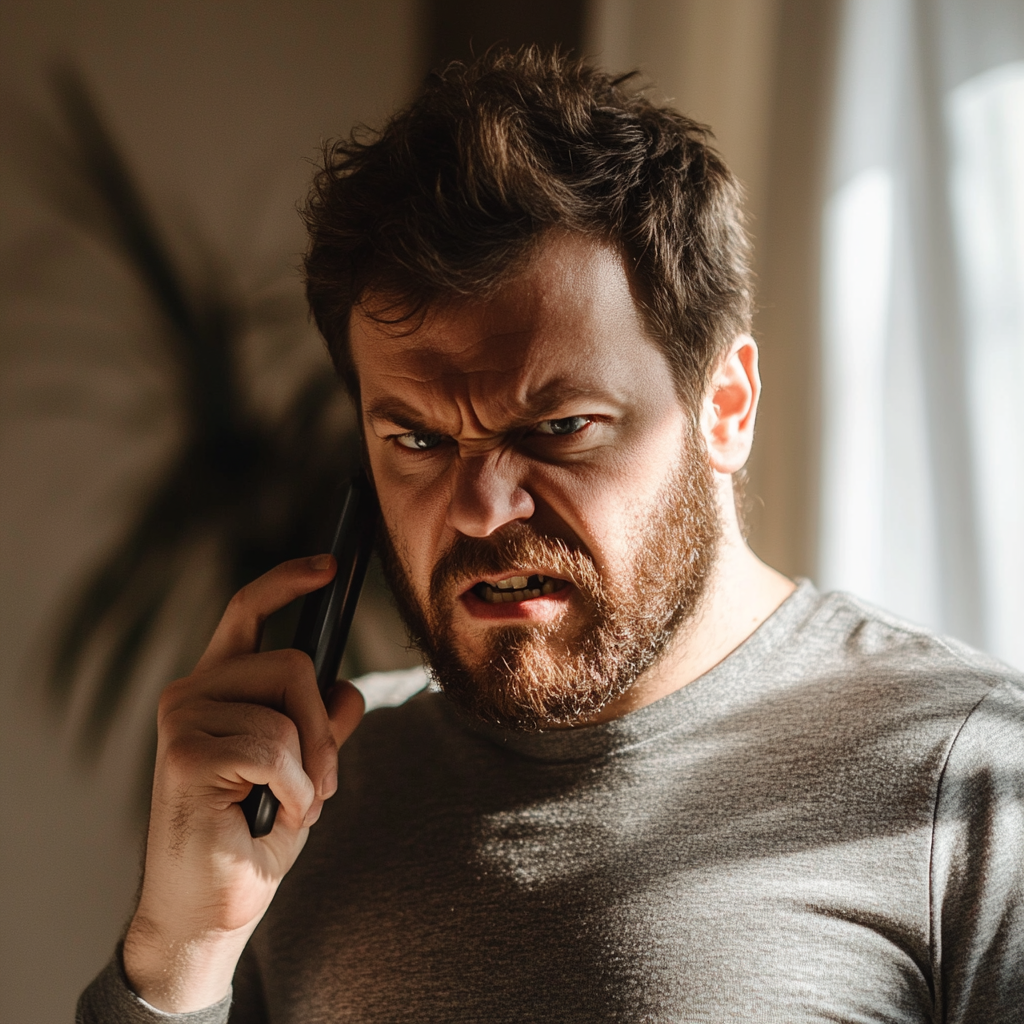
[
  {"xmin": 258, "ymin": 709, "xmax": 302, "ymax": 751},
  {"xmin": 156, "ymin": 646, "xmax": 315, "ymax": 725},
  {"xmin": 224, "ymin": 583, "xmax": 258, "ymax": 620},
  {"xmin": 157, "ymin": 677, "xmax": 193, "ymax": 723},
  {"xmin": 161, "ymin": 732, "xmax": 212, "ymax": 778},
  {"xmin": 153, "ymin": 642, "xmax": 325, "ymax": 794},
  {"xmin": 161, "ymin": 728, "xmax": 295, "ymax": 787},
  {"xmin": 233, "ymin": 732, "xmax": 292, "ymax": 774},
  {"xmin": 267, "ymin": 646, "xmax": 316, "ymax": 681}
]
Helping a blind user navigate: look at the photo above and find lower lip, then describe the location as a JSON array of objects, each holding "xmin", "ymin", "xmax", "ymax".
[{"xmin": 459, "ymin": 585, "xmax": 574, "ymax": 622}]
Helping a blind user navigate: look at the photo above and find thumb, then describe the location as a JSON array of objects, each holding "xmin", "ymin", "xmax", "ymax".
[{"xmin": 325, "ymin": 679, "xmax": 365, "ymax": 750}]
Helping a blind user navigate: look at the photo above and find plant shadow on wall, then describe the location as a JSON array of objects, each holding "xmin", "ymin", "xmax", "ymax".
[{"xmin": 8, "ymin": 67, "xmax": 417, "ymax": 792}]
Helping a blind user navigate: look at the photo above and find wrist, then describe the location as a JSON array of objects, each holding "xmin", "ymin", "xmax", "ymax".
[{"xmin": 123, "ymin": 912, "xmax": 251, "ymax": 1013}]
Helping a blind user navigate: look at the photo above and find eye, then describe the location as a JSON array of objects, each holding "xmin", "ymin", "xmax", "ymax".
[
  {"xmin": 535, "ymin": 416, "xmax": 591, "ymax": 436},
  {"xmin": 395, "ymin": 431, "xmax": 446, "ymax": 450}
]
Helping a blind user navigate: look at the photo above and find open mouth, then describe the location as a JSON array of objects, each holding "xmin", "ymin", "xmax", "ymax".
[{"xmin": 471, "ymin": 573, "xmax": 569, "ymax": 604}]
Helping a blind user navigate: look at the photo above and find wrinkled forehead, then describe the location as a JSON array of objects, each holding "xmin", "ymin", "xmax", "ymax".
[{"xmin": 348, "ymin": 233, "xmax": 669, "ymax": 419}]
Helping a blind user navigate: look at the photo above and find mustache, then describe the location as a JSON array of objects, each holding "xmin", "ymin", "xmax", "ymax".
[{"xmin": 428, "ymin": 522, "xmax": 604, "ymax": 605}]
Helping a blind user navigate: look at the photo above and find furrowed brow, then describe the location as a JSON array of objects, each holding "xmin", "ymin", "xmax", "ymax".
[
  {"xmin": 365, "ymin": 382, "xmax": 618, "ymax": 434},
  {"xmin": 364, "ymin": 399, "xmax": 434, "ymax": 432},
  {"xmin": 517, "ymin": 380, "xmax": 619, "ymax": 419}
]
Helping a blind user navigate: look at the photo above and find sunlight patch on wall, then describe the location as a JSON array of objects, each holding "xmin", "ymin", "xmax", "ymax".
[
  {"xmin": 819, "ymin": 168, "xmax": 893, "ymax": 601},
  {"xmin": 948, "ymin": 61, "xmax": 1024, "ymax": 668}
]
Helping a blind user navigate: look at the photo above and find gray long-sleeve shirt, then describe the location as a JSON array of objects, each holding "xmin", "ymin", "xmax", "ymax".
[{"xmin": 78, "ymin": 582, "xmax": 1024, "ymax": 1022}]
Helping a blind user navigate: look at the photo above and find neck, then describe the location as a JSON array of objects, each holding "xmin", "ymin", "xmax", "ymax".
[{"xmin": 580, "ymin": 516, "xmax": 796, "ymax": 726}]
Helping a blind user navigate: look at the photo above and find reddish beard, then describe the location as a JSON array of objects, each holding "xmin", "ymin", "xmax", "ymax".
[{"xmin": 378, "ymin": 433, "xmax": 721, "ymax": 730}]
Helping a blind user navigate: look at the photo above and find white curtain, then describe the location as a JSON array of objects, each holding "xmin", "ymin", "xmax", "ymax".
[{"xmin": 819, "ymin": 0, "xmax": 1024, "ymax": 668}]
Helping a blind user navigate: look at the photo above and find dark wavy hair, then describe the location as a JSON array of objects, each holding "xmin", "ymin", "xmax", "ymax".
[{"xmin": 303, "ymin": 47, "xmax": 753, "ymax": 411}]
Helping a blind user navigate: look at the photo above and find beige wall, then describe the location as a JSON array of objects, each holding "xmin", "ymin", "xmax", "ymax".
[
  {"xmin": 587, "ymin": 0, "xmax": 780, "ymax": 223},
  {"xmin": 586, "ymin": 0, "xmax": 841, "ymax": 578},
  {"xmin": 0, "ymin": 4, "xmax": 417, "ymax": 1021}
]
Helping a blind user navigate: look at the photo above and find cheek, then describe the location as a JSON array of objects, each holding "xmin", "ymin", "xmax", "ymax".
[
  {"xmin": 538, "ymin": 410, "xmax": 688, "ymax": 565},
  {"xmin": 377, "ymin": 476, "xmax": 449, "ymax": 596}
]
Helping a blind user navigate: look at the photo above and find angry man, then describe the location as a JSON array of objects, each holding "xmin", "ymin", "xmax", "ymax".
[{"xmin": 79, "ymin": 49, "xmax": 1024, "ymax": 1023}]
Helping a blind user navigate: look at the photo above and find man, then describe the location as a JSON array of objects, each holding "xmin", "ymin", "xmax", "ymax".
[{"xmin": 79, "ymin": 50, "xmax": 1023, "ymax": 1023}]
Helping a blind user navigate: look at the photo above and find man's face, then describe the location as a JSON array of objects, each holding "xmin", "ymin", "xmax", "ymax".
[{"xmin": 351, "ymin": 232, "xmax": 720, "ymax": 729}]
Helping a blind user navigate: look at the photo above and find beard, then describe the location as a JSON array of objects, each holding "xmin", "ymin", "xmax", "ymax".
[{"xmin": 378, "ymin": 427, "xmax": 721, "ymax": 731}]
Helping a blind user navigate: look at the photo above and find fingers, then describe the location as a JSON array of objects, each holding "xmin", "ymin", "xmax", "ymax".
[
  {"xmin": 163, "ymin": 723, "xmax": 315, "ymax": 831},
  {"xmin": 324, "ymin": 680, "xmax": 366, "ymax": 769},
  {"xmin": 198, "ymin": 555, "xmax": 336, "ymax": 667},
  {"xmin": 163, "ymin": 699, "xmax": 320, "ymax": 829},
  {"xmin": 155, "ymin": 557, "xmax": 368, "ymax": 843},
  {"xmin": 162, "ymin": 648, "xmax": 339, "ymax": 800}
]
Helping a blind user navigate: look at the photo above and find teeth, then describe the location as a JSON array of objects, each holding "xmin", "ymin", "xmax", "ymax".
[
  {"xmin": 476, "ymin": 572, "xmax": 570, "ymax": 604},
  {"xmin": 479, "ymin": 579, "xmax": 563, "ymax": 603},
  {"xmin": 493, "ymin": 574, "xmax": 533, "ymax": 590}
]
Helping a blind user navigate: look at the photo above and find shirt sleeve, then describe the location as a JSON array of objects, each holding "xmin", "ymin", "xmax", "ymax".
[
  {"xmin": 930, "ymin": 678, "xmax": 1024, "ymax": 1023},
  {"xmin": 76, "ymin": 945, "xmax": 233, "ymax": 1024}
]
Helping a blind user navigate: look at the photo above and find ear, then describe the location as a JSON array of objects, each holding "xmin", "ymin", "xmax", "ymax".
[{"xmin": 700, "ymin": 334, "xmax": 760, "ymax": 474}]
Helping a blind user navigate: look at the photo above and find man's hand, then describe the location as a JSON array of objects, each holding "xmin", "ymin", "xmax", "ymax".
[{"xmin": 122, "ymin": 555, "xmax": 365, "ymax": 1013}]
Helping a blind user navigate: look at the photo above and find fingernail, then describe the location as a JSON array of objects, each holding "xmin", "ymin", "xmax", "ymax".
[
  {"xmin": 303, "ymin": 803, "xmax": 322, "ymax": 828},
  {"xmin": 322, "ymin": 768, "xmax": 338, "ymax": 798},
  {"xmin": 308, "ymin": 553, "xmax": 333, "ymax": 571}
]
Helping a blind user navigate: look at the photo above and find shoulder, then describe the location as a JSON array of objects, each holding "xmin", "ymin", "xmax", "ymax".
[
  {"xmin": 936, "ymin": 672, "xmax": 1024, "ymax": 793},
  {"xmin": 351, "ymin": 665, "xmax": 433, "ymax": 712},
  {"xmin": 741, "ymin": 585, "xmax": 1024, "ymax": 797},
  {"xmin": 790, "ymin": 585, "xmax": 1024, "ymax": 714}
]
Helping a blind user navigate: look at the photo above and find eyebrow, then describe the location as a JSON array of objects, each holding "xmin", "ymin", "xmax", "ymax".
[
  {"xmin": 523, "ymin": 380, "xmax": 619, "ymax": 416},
  {"xmin": 363, "ymin": 399, "xmax": 435, "ymax": 432},
  {"xmin": 364, "ymin": 380, "xmax": 621, "ymax": 432}
]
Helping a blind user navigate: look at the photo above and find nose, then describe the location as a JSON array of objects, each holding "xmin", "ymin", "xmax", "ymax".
[{"xmin": 446, "ymin": 450, "xmax": 535, "ymax": 537}]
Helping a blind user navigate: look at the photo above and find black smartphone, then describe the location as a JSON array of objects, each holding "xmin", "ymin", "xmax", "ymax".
[{"xmin": 240, "ymin": 472, "xmax": 379, "ymax": 838}]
